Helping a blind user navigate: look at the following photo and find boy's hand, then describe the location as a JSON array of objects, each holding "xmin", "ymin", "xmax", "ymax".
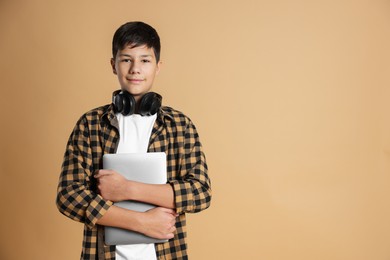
[
  {"xmin": 139, "ymin": 207, "xmax": 178, "ymax": 240},
  {"xmin": 94, "ymin": 170, "xmax": 129, "ymax": 202}
]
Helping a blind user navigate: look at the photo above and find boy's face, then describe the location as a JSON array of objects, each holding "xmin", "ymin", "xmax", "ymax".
[{"xmin": 111, "ymin": 44, "xmax": 161, "ymax": 101}]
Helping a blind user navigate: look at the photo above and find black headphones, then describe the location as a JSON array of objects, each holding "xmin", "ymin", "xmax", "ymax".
[{"xmin": 112, "ymin": 90, "xmax": 162, "ymax": 116}]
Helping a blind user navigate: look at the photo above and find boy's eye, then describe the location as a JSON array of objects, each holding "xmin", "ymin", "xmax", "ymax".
[
  {"xmin": 142, "ymin": 59, "xmax": 151, "ymax": 63},
  {"xmin": 121, "ymin": 59, "xmax": 131, "ymax": 63}
]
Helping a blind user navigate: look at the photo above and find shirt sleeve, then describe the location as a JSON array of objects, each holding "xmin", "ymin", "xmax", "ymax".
[
  {"xmin": 168, "ymin": 119, "xmax": 212, "ymax": 214},
  {"xmin": 56, "ymin": 115, "xmax": 113, "ymax": 229}
]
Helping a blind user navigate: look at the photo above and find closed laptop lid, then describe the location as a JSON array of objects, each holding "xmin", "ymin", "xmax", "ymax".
[{"xmin": 103, "ymin": 152, "xmax": 168, "ymax": 245}]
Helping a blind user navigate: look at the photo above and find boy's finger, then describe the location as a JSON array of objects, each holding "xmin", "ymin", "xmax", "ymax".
[{"xmin": 94, "ymin": 170, "xmax": 113, "ymax": 178}]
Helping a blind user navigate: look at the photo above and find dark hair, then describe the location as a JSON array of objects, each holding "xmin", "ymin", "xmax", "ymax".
[{"xmin": 112, "ymin": 21, "xmax": 161, "ymax": 62}]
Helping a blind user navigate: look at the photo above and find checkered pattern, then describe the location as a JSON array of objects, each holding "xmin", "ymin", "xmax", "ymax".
[{"xmin": 56, "ymin": 103, "xmax": 212, "ymax": 260}]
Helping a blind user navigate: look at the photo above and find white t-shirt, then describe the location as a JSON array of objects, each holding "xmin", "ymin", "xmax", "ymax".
[{"xmin": 115, "ymin": 113, "xmax": 158, "ymax": 260}]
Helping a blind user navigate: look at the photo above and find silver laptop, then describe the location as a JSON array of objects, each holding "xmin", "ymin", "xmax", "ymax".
[{"xmin": 102, "ymin": 152, "xmax": 168, "ymax": 245}]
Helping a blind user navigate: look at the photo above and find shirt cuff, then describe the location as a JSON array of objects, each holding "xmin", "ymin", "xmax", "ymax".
[
  {"xmin": 168, "ymin": 180, "xmax": 195, "ymax": 214},
  {"xmin": 85, "ymin": 195, "xmax": 114, "ymax": 229}
]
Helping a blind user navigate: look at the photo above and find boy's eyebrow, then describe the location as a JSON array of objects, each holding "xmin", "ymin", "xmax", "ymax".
[{"xmin": 119, "ymin": 54, "xmax": 153, "ymax": 58}]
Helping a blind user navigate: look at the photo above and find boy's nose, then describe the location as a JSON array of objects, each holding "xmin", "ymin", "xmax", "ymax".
[{"xmin": 129, "ymin": 62, "xmax": 140, "ymax": 74}]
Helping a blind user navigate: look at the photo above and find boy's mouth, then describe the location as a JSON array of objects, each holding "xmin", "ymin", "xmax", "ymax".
[{"xmin": 127, "ymin": 78, "xmax": 145, "ymax": 82}]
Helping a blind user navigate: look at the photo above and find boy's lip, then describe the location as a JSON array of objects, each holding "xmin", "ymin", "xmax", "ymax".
[{"xmin": 127, "ymin": 78, "xmax": 144, "ymax": 82}]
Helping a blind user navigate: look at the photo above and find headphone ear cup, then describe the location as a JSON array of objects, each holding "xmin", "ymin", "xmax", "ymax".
[
  {"xmin": 139, "ymin": 92, "xmax": 162, "ymax": 116},
  {"xmin": 149, "ymin": 93, "xmax": 162, "ymax": 115},
  {"xmin": 121, "ymin": 91, "xmax": 136, "ymax": 116},
  {"xmin": 113, "ymin": 91, "xmax": 123, "ymax": 113},
  {"xmin": 112, "ymin": 90, "xmax": 136, "ymax": 116}
]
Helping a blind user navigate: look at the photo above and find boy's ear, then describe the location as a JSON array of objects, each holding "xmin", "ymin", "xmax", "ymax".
[
  {"xmin": 110, "ymin": 58, "xmax": 117, "ymax": 75},
  {"xmin": 155, "ymin": 60, "xmax": 162, "ymax": 75}
]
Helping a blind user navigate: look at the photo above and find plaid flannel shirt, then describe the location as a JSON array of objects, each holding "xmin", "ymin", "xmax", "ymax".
[{"xmin": 56, "ymin": 103, "xmax": 212, "ymax": 260}]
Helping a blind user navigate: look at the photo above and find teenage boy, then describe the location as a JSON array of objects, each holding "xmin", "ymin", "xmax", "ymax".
[{"xmin": 56, "ymin": 21, "xmax": 212, "ymax": 260}]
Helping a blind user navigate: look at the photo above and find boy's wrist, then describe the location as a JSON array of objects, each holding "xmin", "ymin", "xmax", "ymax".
[
  {"xmin": 128, "ymin": 210, "xmax": 144, "ymax": 233},
  {"xmin": 125, "ymin": 180, "xmax": 141, "ymax": 201}
]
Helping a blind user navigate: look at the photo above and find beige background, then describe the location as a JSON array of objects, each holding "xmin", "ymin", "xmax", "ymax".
[{"xmin": 1, "ymin": 0, "xmax": 390, "ymax": 259}]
